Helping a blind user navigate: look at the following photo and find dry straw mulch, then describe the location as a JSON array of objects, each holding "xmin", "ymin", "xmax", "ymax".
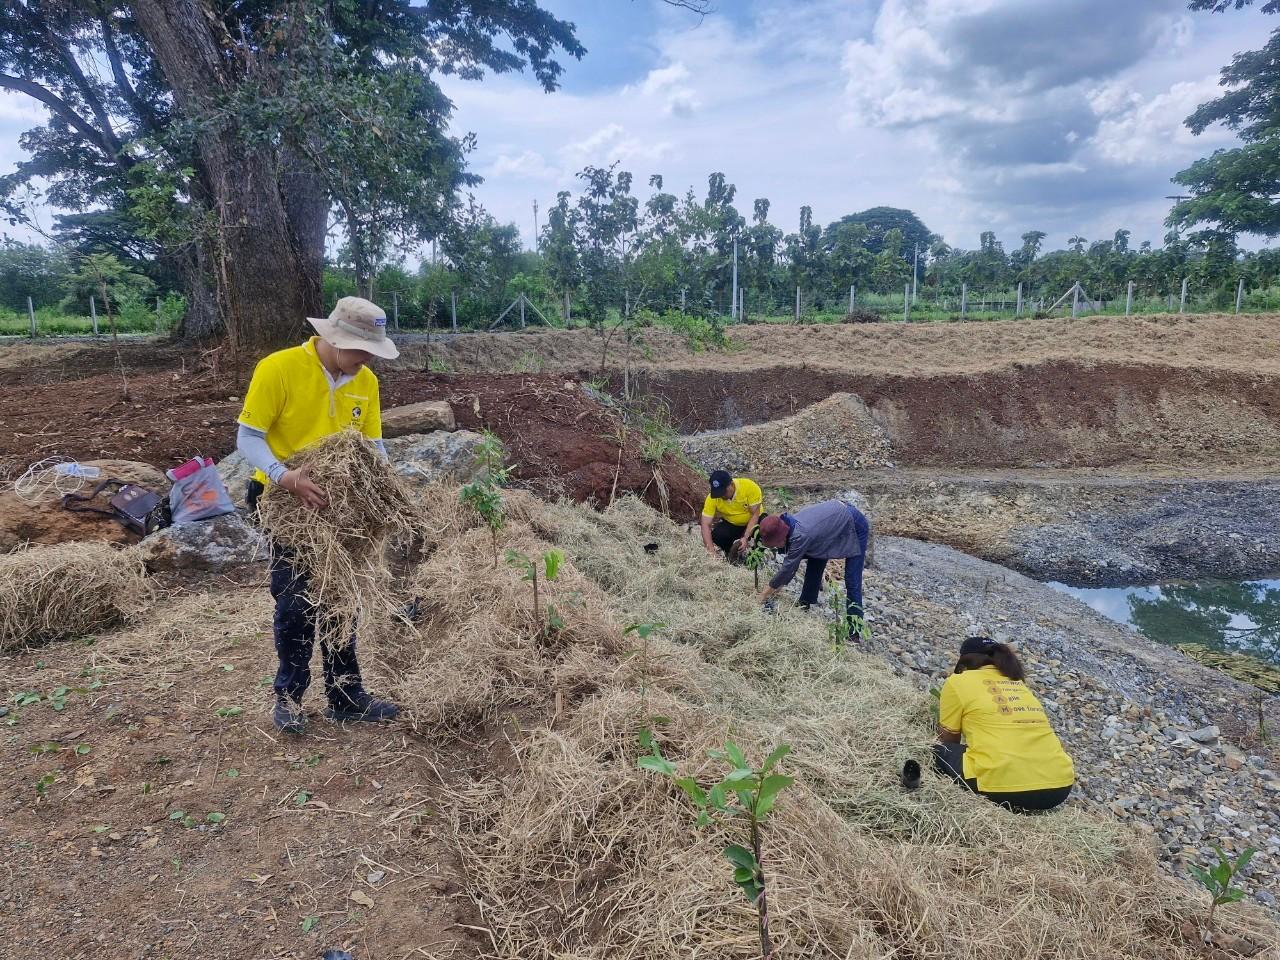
[
  {"xmin": 0, "ymin": 541, "xmax": 150, "ymax": 651},
  {"xmin": 385, "ymin": 485, "xmax": 1280, "ymax": 960}
]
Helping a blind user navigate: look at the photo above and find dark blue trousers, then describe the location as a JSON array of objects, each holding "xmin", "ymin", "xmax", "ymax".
[
  {"xmin": 797, "ymin": 507, "xmax": 870, "ymax": 627},
  {"xmin": 269, "ymin": 549, "xmax": 365, "ymax": 706},
  {"xmin": 250, "ymin": 481, "xmax": 365, "ymax": 706}
]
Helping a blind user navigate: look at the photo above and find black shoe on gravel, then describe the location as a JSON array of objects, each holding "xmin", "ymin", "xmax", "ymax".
[
  {"xmin": 326, "ymin": 692, "xmax": 400, "ymax": 724},
  {"xmin": 273, "ymin": 697, "xmax": 306, "ymax": 735}
]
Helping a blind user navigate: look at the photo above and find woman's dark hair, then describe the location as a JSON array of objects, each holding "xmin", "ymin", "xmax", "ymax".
[{"xmin": 954, "ymin": 637, "xmax": 1025, "ymax": 681}]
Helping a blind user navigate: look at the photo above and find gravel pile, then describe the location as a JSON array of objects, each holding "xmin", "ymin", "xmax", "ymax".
[
  {"xmin": 765, "ymin": 531, "xmax": 1280, "ymax": 910},
  {"xmin": 680, "ymin": 392, "xmax": 894, "ymax": 475}
]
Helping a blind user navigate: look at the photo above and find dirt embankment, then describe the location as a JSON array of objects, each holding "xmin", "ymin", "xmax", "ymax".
[
  {"xmin": 638, "ymin": 360, "xmax": 1280, "ymax": 470},
  {"xmin": 0, "ymin": 347, "xmax": 704, "ymax": 526}
]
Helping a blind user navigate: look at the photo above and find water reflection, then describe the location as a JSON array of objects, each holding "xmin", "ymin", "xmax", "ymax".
[{"xmin": 1046, "ymin": 579, "xmax": 1280, "ymax": 666}]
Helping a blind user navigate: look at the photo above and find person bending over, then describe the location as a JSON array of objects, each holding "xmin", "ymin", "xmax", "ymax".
[
  {"xmin": 700, "ymin": 470, "xmax": 765, "ymax": 561},
  {"xmin": 755, "ymin": 499, "xmax": 870, "ymax": 635},
  {"xmin": 934, "ymin": 636, "xmax": 1074, "ymax": 813},
  {"xmin": 236, "ymin": 296, "xmax": 401, "ymax": 735}
]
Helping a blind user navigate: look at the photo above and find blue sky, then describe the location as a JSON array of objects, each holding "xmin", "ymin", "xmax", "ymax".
[{"xmin": 0, "ymin": 0, "xmax": 1273, "ymax": 256}]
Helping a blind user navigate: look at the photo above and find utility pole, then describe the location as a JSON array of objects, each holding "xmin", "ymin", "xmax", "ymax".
[
  {"xmin": 1179, "ymin": 277, "xmax": 1188, "ymax": 314},
  {"xmin": 392, "ymin": 291, "xmax": 399, "ymax": 331},
  {"xmin": 903, "ymin": 283, "xmax": 910, "ymax": 322},
  {"xmin": 911, "ymin": 242, "xmax": 920, "ymax": 303},
  {"xmin": 1125, "ymin": 280, "xmax": 1134, "ymax": 316},
  {"xmin": 451, "ymin": 290, "xmax": 458, "ymax": 332},
  {"xmin": 1015, "ymin": 282, "xmax": 1023, "ymax": 316},
  {"xmin": 27, "ymin": 296, "xmax": 35, "ymax": 338},
  {"xmin": 1071, "ymin": 281, "xmax": 1080, "ymax": 318},
  {"xmin": 849, "ymin": 285, "xmax": 855, "ymax": 313},
  {"xmin": 794, "ymin": 285, "xmax": 801, "ymax": 323},
  {"xmin": 532, "ymin": 199, "xmax": 540, "ymax": 251},
  {"xmin": 90, "ymin": 295, "xmax": 98, "ymax": 336},
  {"xmin": 730, "ymin": 238, "xmax": 739, "ymax": 322},
  {"xmin": 960, "ymin": 283, "xmax": 968, "ymax": 319},
  {"xmin": 1236, "ymin": 277, "xmax": 1245, "ymax": 315}
]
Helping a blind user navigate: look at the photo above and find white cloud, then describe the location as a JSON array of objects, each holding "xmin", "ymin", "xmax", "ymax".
[
  {"xmin": 488, "ymin": 149, "xmax": 560, "ymax": 182},
  {"xmin": 1090, "ymin": 76, "xmax": 1232, "ymax": 165}
]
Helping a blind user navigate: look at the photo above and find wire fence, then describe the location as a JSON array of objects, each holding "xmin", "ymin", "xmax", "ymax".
[{"xmin": 7, "ymin": 279, "xmax": 1277, "ymax": 339}]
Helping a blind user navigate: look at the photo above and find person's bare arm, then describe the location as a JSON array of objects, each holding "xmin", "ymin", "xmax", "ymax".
[
  {"xmin": 280, "ymin": 466, "xmax": 329, "ymax": 511},
  {"xmin": 700, "ymin": 515, "xmax": 716, "ymax": 555}
]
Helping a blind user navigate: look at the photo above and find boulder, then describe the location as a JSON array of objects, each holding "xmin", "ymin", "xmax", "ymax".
[
  {"xmin": 387, "ymin": 430, "xmax": 486, "ymax": 486},
  {"xmin": 382, "ymin": 401, "xmax": 456, "ymax": 438},
  {"xmin": 1, "ymin": 459, "xmax": 171, "ymax": 552},
  {"xmin": 140, "ymin": 513, "xmax": 264, "ymax": 573},
  {"xmin": 216, "ymin": 452, "xmax": 254, "ymax": 509}
]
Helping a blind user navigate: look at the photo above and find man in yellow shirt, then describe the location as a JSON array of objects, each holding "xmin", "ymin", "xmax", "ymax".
[
  {"xmin": 934, "ymin": 636, "xmax": 1074, "ymax": 813},
  {"xmin": 236, "ymin": 296, "xmax": 401, "ymax": 735},
  {"xmin": 700, "ymin": 470, "xmax": 765, "ymax": 561}
]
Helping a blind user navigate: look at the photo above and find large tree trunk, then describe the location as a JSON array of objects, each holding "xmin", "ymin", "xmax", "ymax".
[
  {"xmin": 171, "ymin": 244, "xmax": 220, "ymax": 340},
  {"xmin": 132, "ymin": 0, "xmax": 316, "ymax": 352}
]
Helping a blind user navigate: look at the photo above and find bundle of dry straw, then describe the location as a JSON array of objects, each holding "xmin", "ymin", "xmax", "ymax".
[
  {"xmin": 390, "ymin": 488, "xmax": 1280, "ymax": 960},
  {"xmin": 257, "ymin": 430, "xmax": 420, "ymax": 649},
  {"xmin": 0, "ymin": 541, "xmax": 149, "ymax": 651}
]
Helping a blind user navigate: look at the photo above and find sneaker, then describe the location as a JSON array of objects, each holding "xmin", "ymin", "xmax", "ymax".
[
  {"xmin": 273, "ymin": 697, "xmax": 306, "ymax": 735},
  {"xmin": 326, "ymin": 691, "xmax": 400, "ymax": 724}
]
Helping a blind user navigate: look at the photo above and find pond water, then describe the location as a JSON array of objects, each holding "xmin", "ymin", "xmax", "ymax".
[{"xmin": 1046, "ymin": 579, "xmax": 1280, "ymax": 667}]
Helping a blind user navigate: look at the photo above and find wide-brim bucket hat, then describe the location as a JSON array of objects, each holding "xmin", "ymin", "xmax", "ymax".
[{"xmin": 307, "ymin": 296, "xmax": 400, "ymax": 360}]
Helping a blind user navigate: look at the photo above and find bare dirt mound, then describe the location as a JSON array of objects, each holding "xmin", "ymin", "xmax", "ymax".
[
  {"xmin": 382, "ymin": 372, "xmax": 704, "ymax": 520},
  {"xmin": 680, "ymin": 393, "xmax": 894, "ymax": 475}
]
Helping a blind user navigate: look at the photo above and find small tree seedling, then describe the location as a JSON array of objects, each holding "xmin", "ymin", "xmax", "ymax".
[
  {"xmin": 1190, "ymin": 845, "xmax": 1257, "ymax": 934},
  {"xmin": 624, "ymin": 622, "xmax": 665, "ymax": 712},
  {"xmin": 505, "ymin": 548, "xmax": 565, "ymax": 628},
  {"xmin": 639, "ymin": 734, "xmax": 795, "ymax": 960},
  {"xmin": 460, "ymin": 431, "xmax": 513, "ymax": 567},
  {"xmin": 743, "ymin": 539, "xmax": 768, "ymax": 591}
]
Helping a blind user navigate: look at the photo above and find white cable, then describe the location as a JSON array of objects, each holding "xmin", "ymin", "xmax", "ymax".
[{"xmin": 12, "ymin": 457, "xmax": 98, "ymax": 505}]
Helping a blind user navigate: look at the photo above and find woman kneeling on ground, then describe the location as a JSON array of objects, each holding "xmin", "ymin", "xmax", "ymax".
[{"xmin": 934, "ymin": 636, "xmax": 1074, "ymax": 813}]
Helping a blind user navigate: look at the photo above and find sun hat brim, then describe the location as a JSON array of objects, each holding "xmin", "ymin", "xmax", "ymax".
[{"xmin": 306, "ymin": 315, "xmax": 399, "ymax": 360}]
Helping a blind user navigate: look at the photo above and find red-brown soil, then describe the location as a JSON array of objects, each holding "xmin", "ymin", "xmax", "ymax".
[
  {"xmin": 0, "ymin": 580, "xmax": 484, "ymax": 960},
  {"xmin": 379, "ymin": 372, "xmax": 703, "ymax": 520},
  {"xmin": 0, "ymin": 346, "xmax": 704, "ymax": 524}
]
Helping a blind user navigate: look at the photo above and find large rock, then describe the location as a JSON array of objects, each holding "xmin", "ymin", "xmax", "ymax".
[
  {"xmin": 1, "ymin": 459, "xmax": 170, "ymax": 552},
  {"xmin": 216, "ymin": 451, "xmax": 254, "ymax": 509},
  {"xmin": 140, "ymin": 513, "xmax": 264, "ymax": 573},
  {"xmin": 388, "ymin": 430, "xmax": 486, "ymax": 486},
  {"xmin": 382, "ymin": 401, "xmax": 456, "ymax": 438}
]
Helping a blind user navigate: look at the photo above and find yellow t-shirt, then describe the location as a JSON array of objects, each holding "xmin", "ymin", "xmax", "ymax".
[
  {"xmin": 938, "ymin": 665, "xmax": 1074, "ymax": 793},
  {"xmin": 701, "ymin": 477, "xmax": 763, "ymax": 527},
  {"xmin": 237, "ymin": 338, "xmax": 383, "ymax": 484}
]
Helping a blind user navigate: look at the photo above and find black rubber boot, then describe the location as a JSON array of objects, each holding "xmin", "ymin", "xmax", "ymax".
[
  {"xmin": 273, "ymin": 696, "xmax": 306, "ymax": 735},
  {"xmin": 326, "ymin": 691, "xmax": 400, "ymax": 724}
]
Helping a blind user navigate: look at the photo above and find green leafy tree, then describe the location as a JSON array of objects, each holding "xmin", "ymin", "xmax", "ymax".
[
  {"xmin": 1172, "ymin": 3, "xmax": 1280, "ymax": 237},
  {"xmin": 0, "ymin": 1, "xmax": 586, "ymax": 346}
]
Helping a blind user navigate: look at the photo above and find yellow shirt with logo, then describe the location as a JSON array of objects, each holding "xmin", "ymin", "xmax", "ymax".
[
  {"xmin": 701, "ymin": 477, "xmax": 763, "ymax": 527},
  {"xmin": 938, "ymin": 665, "xmax": 1074, "ymax": 793},
  {"xmin": 237, "ymin": 338, "xmax": 383, "ymax": 484}
]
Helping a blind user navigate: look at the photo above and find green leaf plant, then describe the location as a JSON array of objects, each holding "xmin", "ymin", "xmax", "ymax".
[
  {"xmin": 638, "ymin": 733, "xmax": 796, "ymax": 960},
  {"xmin": 459, "ymin": 431, "xmax": 513, "ymax": 567},
  {"xmin": 1190, "ymin": 846, "xmax": 1257, "ymax": 935},
  {"xmin": 505, "ymin": 548, "xmax": 565, "ymax": 630}
]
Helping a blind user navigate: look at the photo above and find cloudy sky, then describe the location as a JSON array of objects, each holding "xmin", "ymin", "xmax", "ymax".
[
  {"xmin": 0, "ymin": 0, "xmax": 1271, "ymax": 255},
  {"xmin": 445, "ymin": 0, "xmax": 1272, "ymax": 252}
]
